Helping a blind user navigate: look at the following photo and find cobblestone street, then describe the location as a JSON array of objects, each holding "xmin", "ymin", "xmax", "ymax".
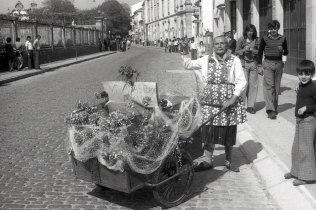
[{"xmin": 0, "ymin": 47, "xmax": 278, "ymax": 209}]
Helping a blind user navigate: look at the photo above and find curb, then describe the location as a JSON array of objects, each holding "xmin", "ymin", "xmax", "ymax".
[
  {"xmin": 0, "ymin": 51, "xmax": 117, "ymax": 85},
  {"xmin": 237, "ymin": 123, "xmax": 316, "ymax": 210}
]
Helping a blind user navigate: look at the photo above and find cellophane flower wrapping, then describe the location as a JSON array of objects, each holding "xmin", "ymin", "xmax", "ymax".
[{"xmin": 66, "ymin": 97, "xmax": 201, "ymax": 174}]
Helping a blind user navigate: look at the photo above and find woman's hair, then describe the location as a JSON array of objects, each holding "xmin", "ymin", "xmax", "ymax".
[
  {"xmin": 199, "ymin": 41, "xmax": 204, "ymax": 45},
  {"xmin": 6, "ymin": 37, "xmax": 11, "ymax": 43},
  {"xmin": 268, "ymin": 20, "xmax": 280, "ymax": 30},
  {"xmin": 26, "ymin": 36, "xmax": 31, "ymax": 40},
  {"xmin": 243, "ymin": 24, "xmax": 258, "ymax": 39},
  {"xmin": 297, "ymin": 60, "xmax": 315, "ymax": 76}
]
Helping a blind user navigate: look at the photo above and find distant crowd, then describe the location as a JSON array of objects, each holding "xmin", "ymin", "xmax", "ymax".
[
  {"xmin": 133, "ymin": 30, "xmax": 237, "ymax": 61},
  {"xmin": 100, "ymin": 37, "xmax": 131, "ymax": 52}
]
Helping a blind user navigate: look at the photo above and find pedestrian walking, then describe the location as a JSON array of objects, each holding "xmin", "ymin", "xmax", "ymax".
[
  {"xmin": 164, "ymin": 38, "xmax": 168, "ymax": 52},
  {"xmin": 25, "ymin": 36, "xmax": 34, "ymax": 69},
  {"xmin": 126, "ymin": 39, "xmax": 131, "ymax": 50},
  {"xmin": 235, "ymin": 24, "xmax": 260, "ymax": 114},
  {"xmin": 168, "ymin": 39, "xmax": 172, "ymax": 53},
  {"xmin": 171, "ymin": 38, "xmax": 174, "ymax": 52},
  {"xmin": 226, "ymin": 31, "xmax": 236, "ymax": 55},
  {"xmin": 183, "ymin": 35, "xmax": 247, "ymax": 172},
  {"xmin": 182, "ymin": 37, "xmax": 189, "ymax": 55},
  {"xmin": 197, "ymin": 41, "xmax": 206, "ymax": 58},
  {"xmin": 284, "ymin": 60, "xmax": 316, "ymax": 186},
  {"xmin": 190, "ymin": 38, "xmax": 198, "ymax": 60},
  {"xmin": 257, "ymin": 20, "xmax": 289, "ymax": 119},
  {"xmin": 4, "ymin": 37, "xmax": 15, "ymax": 72},
  {"xmin": 33, "ymin": 35, "xmax": 41, "ymax": 69},
  {"xmin": 98, "ymin": 38, "xmax": 102, "ymax": 52},
  {"xmin": 15, "ymin": 37, "xmax": 23, "ymax": 70},
  {"xmin": 174, "ymin": 38, "xmax": 179, "ymax": 53},
  {"xmin": 104, "ymin": 38, "xmax": 108, "ymax": 51}
]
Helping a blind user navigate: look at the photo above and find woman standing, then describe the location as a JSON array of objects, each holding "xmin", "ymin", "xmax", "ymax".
[
  {"xmin": 190, "ymin": 38, "xmax": 198, "ymax": 60},
  {"xmin": 182, "ymin": 37, "xmax": 189, "ymax": 55},
  {"xmin": 183, "ymin": 36, "xmax": 247, "ymax": 172},
  {"xmin": 197, "ymin": 41, "xmax": 206, "ymax": 58},
  {"xmin": 235, "ymin": 24, "xmax": 260, "ymax": 114},
  {"xmin": 5, "ymin": 37, "xmax": 15, "ymax": 72}
]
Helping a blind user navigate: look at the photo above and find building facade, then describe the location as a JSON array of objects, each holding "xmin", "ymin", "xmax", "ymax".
[
  {"xmin": 143, "ymin": 0, "xmax": 195, "ymax": 42},
  {"xmin": 223, "ymin": 0, "xmax": 316, "ymax": 75},
  {"xmin": 130, "ymin": 1, "xmax": 145, "ymax": 43}
]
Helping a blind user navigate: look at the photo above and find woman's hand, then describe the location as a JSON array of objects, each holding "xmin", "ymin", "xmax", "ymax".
[
  {"xmin": 222, "ymin": 95, "xmax": 238, "ymax": 109},
  {"xmin": 298, "ymin": 106, "xmax": 307, "ymax": 115}
]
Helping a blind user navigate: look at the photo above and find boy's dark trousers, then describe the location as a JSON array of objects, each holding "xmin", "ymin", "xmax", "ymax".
[
  {"xmin": 34, "ymin": 50, "xmax": 40, "ymax": 69},
  {"xmin": 27, "ymin": 50, "xmax": 34, "ymax": 69}
]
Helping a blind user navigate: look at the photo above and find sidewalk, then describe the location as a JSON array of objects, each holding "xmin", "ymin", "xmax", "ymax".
[
  {"xmin": 0, "ymin": 51, "xmax": 117, "ymax": 85},
  {"xmin": 237, "ymin": 73, "xmax": 316, "ymax": 209}
]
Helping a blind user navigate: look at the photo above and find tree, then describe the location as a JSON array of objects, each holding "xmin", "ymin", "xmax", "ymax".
[
  {"xmin": 97, "ymin": 0, "xmax": 131, "ymax": 35},
  {"xmin": 42, "ymin": 0, "xmax": 77, "ymax": 13},
  {"xmin": 27, "ymin": 0, "xmax": 77, "ymax": 24}
]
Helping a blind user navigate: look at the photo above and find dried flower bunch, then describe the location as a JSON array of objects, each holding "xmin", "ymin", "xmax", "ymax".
[{"xmin": 118, "ymin": 65, "xmax": 140, "ymax": 86}]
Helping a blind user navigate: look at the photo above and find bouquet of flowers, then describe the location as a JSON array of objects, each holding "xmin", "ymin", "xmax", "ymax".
[{"xmin": 118, "ymin": 65, "xmax": 140, "ymax": 87}]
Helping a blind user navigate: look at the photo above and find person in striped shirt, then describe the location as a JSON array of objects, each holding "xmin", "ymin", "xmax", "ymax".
[{"xmin": 257, "ymin": 20, "xmax": 289, "ymax": 119}]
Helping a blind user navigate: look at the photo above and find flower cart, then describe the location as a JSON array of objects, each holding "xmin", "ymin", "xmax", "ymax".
[{"xmin": 66, "ymin": 76, "xmax": 221, "ymax": 207}]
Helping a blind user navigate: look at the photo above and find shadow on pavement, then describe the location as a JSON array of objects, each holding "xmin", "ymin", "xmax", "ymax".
[
  {"xmin": 254, "ymin": 101, "xmax": 265, "ymax": 112},
  {"xmin": 240, "ymin": 140, "xmax": 263, "ymax": 163},
  {"xmin": 187, "ymin": 168, "xmax": 227, "ymax": 200},
  {"xmin": 278, "ymin": 102, "xmax": 295, "ymax": 114},
  {"xmin": 280, "ymin": 86, "xmax": 292, "ymax": 94},
  {"xmin": 88, "ymin": 186, "xmax": 158, "ymax": 210}
]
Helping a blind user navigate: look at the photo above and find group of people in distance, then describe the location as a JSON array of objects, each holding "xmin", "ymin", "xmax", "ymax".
[
  {"xmin": 183, "ymin": 20, "xmax": 316, "ymax": 186},
  {"xmin": 4, "ymin": 35, "xmax": 41, "ymax": 71}
]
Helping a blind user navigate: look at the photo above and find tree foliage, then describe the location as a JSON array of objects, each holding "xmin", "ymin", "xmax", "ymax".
[
  {"xmin": 27, "ymin": 0, "xmax": 131, "ymax": 35},
  {"xmin": 80, "ymin": 0, "xmax": 131, "ymax": 35},
  {"xmin": 42, "ymin": 0, "xmax": 77, "ymax": 13}
]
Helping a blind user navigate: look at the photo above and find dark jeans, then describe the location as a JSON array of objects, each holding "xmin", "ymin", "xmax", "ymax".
[{"xmin": 27, "ymin": 50, "xmax": 34, "ymax": 69}]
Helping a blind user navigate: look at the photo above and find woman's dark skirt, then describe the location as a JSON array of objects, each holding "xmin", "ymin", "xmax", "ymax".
[{"xmin": 201, "ymin": 125, "xmax": 237, "ymax": 146}]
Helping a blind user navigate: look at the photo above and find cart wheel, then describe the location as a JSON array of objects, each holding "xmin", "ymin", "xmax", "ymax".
[{"xmin": 153, "ymin": 151, "xmax": 193, "ymax": 208}]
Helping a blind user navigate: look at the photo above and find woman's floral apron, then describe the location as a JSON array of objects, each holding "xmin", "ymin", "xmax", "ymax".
[{"xmin": 199, "ymin": 56, "xmax": 246, "ymax": 126}]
